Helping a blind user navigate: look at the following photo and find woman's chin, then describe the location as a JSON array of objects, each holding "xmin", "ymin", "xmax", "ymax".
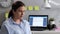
[{"xmin": 19, "ymin": 16, "xmax": 23, "ymax": 19}]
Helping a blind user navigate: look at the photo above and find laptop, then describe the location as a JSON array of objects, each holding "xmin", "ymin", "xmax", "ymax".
[{"xmin": 28, "ymin": 15, "xmax": 48, "ymax": 31}]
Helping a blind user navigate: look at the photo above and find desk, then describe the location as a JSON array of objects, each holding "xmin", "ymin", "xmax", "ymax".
[
  {"xmin": 32, "ymin": 31, "xmax": 60, "ymax": 34},
  {"xmin": 0, "ymin": 29, "xmax": 60, "ymax": 34}
]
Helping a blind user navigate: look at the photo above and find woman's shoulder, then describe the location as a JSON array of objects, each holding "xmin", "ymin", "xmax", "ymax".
[
  {"xmin": 23, "ymin": 19, "xmax": 29, "ymax": 24},
  {"xmin": 23, "ymin": 19, "xmax": 29, "ymax": 23},
  {"xmin": 2, "ymin": 18, "xmax": 11, "ymax": 26}
]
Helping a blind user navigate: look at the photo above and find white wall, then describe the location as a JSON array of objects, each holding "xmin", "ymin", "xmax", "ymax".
[{"xmin": 0, "ymin": 0, "xmax": 60, "ymax": 27}]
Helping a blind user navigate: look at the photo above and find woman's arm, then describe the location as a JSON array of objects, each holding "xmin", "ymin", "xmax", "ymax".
[
  {"xmin": 0, "ymin": 25, "xmax": 8, "ymax": 34},
  {"xmin": 0, "ymin": 22, "xmax": 15, "ymax": 34},
  {"xmin": 25, "ymin": 21, "xmax": 32, "ymax": 34}
]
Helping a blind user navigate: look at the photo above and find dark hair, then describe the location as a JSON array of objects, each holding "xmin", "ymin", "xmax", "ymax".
[{"xmin": 8, "ymin": 1, "xmax": 25, "ymax": 18}]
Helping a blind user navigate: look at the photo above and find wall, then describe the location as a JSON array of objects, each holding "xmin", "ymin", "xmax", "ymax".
[{"xmin": 0, "ymin": 0, "xmax": 60, "ymax": 27}]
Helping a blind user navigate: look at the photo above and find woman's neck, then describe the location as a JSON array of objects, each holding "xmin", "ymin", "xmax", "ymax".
[{"xmin": 12, "ymin": 17, "xmax": 22, "ymax": 24}]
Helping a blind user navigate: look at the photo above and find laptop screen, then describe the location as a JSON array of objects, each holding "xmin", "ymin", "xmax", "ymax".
[{"xmin": 29, "ymin": 15, "xmax": 48, "ymax": 27}]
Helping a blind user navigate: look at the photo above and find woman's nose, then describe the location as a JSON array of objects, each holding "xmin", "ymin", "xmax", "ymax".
[{"xmin": 21, "ymin": 12, "xmax": 24, "ymax": 15}]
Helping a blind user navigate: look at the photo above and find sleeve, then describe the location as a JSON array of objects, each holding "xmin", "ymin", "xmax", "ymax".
[
  {"xmin": 0, "ymin": 23, "xmax": 14, "ymax": 34},
  {"xmin": 25, "ymin": 21, "xmax": 32, "ymax": 34},
  {"xmin": 0, "ymin": 25, "xmax": 8, "ymax": 34}
]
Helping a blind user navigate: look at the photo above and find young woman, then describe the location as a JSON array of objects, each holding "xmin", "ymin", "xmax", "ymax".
[{"xmin": 1, "ymin": 1, "xmax": 32, "ymax": 34}]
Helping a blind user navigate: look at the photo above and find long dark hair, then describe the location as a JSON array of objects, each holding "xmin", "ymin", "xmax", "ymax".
[{"xmin": 8, "ymin": 1, "xmax": 25, "ymax": 18}]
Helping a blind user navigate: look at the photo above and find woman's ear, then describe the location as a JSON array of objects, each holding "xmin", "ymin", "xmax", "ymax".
[{"xmin": 13, "ymin": 10, "xmax": 15, "ymax": 15}]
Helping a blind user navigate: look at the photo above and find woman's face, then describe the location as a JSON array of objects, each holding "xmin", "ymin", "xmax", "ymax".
[{"xmin": 13, "ymin": 6, "xmax": 25, "ymax": 19}]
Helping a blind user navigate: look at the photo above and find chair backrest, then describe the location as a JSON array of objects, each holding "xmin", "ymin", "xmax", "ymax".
[{"xmin": 0, "ymin": 30, "xmax": 1, "ymax": 33}]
